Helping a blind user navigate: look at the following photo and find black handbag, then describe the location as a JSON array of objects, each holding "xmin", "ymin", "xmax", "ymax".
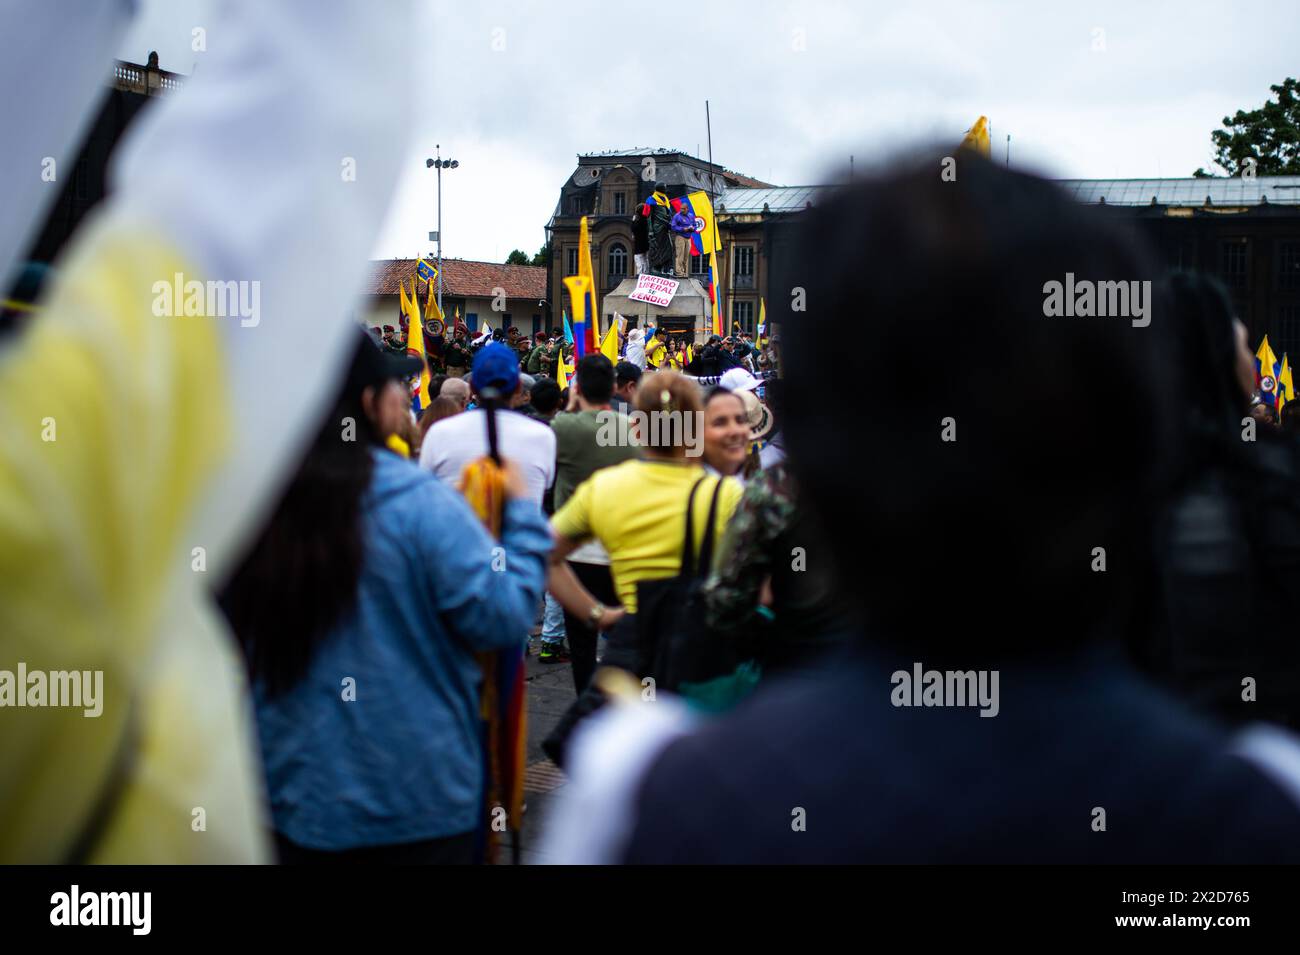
[{"xmin": 635, "ymin": 475, "xmax": 740, "ymax": 692}]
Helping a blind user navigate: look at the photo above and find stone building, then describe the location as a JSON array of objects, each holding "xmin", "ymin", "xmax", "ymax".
[
  {"xmin": 545, "ymin": 149, "xmax": 824, "ymax": 341},
  {"xmin": 1058, "ymin": 177, "xmax": 1300, "ymax": 353},
  {"xmin": 23, "ymin": 53, "xmax": 181, "ymax": 265}
]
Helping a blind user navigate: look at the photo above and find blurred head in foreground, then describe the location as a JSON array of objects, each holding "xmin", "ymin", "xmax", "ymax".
[{"xmin": 781, "ymin": 155, "xmax": 1175, "ymax": 659}]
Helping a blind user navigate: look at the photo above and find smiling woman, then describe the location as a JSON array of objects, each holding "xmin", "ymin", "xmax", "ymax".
[{"xmin": 702, "ymin": 386, "xmax": 750, "ymax": 480}]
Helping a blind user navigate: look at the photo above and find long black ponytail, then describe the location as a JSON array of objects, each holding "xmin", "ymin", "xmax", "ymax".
[{"xmin": 220, "ymin": 348, "xmax": 378, "ymax": 696}]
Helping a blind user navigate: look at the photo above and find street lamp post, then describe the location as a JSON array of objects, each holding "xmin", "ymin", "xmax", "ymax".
[{"xmin": 425, "ymin": 146, "xmax": 459, "ymax": 317}]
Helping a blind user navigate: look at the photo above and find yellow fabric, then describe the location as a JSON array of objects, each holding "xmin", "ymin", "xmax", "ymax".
[
  {"xmin": 0, "ymin": 221, "xmax": 268, "ymax": 862},
  {"xmin": 563, "ymin": 275, "xmax": 591, "ymax": 331},
  {"xmin": 1283, "ymin": 355, "xmax": 1295, "ymax": 414},
  {"xmin": 646, "ymin": 337, "xmax": 666, "ymax": 367},
  {"xmin": 402, "ymin": 277, "xmax": 430, "ymax": 406},
  {"xmin": 578, "ymin": 215, "xmax": 600, "ymax": 342},
  {"xmin": 551, "ymin": 459, "xmax": 742, "ymax": 614},
  {"xmin": 556, "ymin": 350, "xmax": 570, "ymax": 390},
  {"xmin": 599, "ymin": 319, "xmax": 619, "ymax": 363},
  {"xmin": 386, "ymin": 433, "xmax": 411, "ymax": 459},
  {"xmin": 960, "ymin": 115, "xmax": 990, "ymax": 156}
]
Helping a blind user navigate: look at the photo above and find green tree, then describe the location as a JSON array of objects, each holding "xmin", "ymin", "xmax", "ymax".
[
  {"xmin": 505, "ymin": 249, "xmax": 530, "ymax": 266},
  {"xmin": 1194, "ymin": 77, "xmax": 1300, "ymax": 177},
  {"xmin": 530, "ymin": 242, "xmax": 551, "ymax": 268}
]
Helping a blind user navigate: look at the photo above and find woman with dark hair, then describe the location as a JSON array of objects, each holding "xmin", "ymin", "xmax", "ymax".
[
  {"xmin": 1146, "ymin": 272, "xmax": 1300, "ymax": 729},
  {"xmin": 221, "ymin": 333, "xmax": 551, "ymax": 863},
  {"xmin": 701, "ymin": 387, "xmax": 751, "ymax": 481}
]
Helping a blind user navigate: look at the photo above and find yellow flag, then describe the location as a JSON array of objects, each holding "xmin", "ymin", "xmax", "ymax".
[
  {"xmin": 578, "ymin": 215, "xmax": 599, "ymax": 344},
  {"xmin": 556, "ymin": 349, "xmax": 570, "ymax": 391},
  {"xmin": 425, "ymin": 274, "xmax": 443, "ymax": 324},
  {"xmin": 960, "ymin": 116, "xmax": 990, "ymax": 157},
  {"xmin": 599, "ymin": 317, "xmax": 619, "ymax": 363},
  {"xmin": 403, "ymin": 277, "xmax": 431, "ymax": 407},
  {"xmin": 1282, "ymin": 354, "xmax": 1294, "ymax": 414}
]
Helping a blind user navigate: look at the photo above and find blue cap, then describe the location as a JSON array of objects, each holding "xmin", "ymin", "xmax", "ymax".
[{"xmin": 471, "ymin": 342, "xmax": 520, "ymax": 395}]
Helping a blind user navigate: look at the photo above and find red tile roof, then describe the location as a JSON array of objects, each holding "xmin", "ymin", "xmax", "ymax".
[
  {"xmin": 723, "ymin": 169, "xmax": 774, "ymax": 189},
  {"xmin": 369, "ymin": 258, "xmax": 546, "ymax": 300}
]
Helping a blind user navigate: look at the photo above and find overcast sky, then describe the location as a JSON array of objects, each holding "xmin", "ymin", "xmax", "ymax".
[{"xmin": 121, "ymin": 0, "xmax": 1300, "ymax": 264}]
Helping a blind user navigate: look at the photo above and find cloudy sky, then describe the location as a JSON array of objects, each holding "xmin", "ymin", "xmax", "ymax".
[{"xmin": 121, "ymin": 0, "xmax": 1300, "ymax": 264}]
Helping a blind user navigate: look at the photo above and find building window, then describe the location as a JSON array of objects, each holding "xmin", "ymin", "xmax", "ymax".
[
  {"xmin": 734, "ymin": 245, "xmax": 755, "ymax": 289},
  {"xmin": 691, "ymin": 252, "xmax": 707, "ymax": 276},
  {"xmin": 568, "ymin": 194, "xmax": 591, "ymax": 216},
  {"xmin": 732, "ymin": 300, "xmax": 754, "ymax": 335},
  {"xmin": 1280, "ymin": 241, "xmax": 1300, "ymax": 291},
  {"xmin": 467, "ymin": 312, "xmax": 478, "ymax": 332},
  {"xmin": 1278, "ymin": 305, "xmax": 1300, "ymax": 358},
  {"xmin": 566, "ymin": 247, "xmax": 578, "ymax": 275},
  {"xmin": 1221, "ymin": 238, "xmax": 1249, "ymax": 290},
  {"xmin": 532, "ymin": 314, "xmax": 542, "ymax": 337},
  {"xmin": 613, "ymin": 192, "xmax": 626, "ymax": 215},
  {"xmin": 608, "ymin": 243, "xmax": 628, "ymax": 278}
]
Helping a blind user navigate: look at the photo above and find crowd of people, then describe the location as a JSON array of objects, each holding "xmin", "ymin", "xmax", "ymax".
[
  {"xmin": 375, "ymin": 306, "xmax": 778, "ymax": 393},
  {"xmin": 7, "ymin": 0, "xmax": 1300, "ymax": 866}
]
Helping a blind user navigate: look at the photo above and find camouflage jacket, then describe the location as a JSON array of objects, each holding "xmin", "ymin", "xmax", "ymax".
[{"xmin": 703, "ymin": 464, "xmax": 797, "ymax": 636}]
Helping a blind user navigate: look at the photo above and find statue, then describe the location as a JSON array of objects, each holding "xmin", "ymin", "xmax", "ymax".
[{"xmin": 640, "ymin": 181, "xmax": 675, "ymax": 276}]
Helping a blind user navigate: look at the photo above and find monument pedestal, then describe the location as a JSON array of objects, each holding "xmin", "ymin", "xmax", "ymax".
[{"xmin": 604, "ymin": 275, "xmax": 714, "ymax": 342}]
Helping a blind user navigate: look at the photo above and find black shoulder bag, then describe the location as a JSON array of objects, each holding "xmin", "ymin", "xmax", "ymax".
[{"xmin": 636, "ymin": 475, "xmax": 740, "ymax": 692}]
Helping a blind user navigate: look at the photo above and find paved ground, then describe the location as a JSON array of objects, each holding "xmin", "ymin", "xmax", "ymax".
[{"xmin": 507, "ymin": 641, "xmax": 583, "ymax": 864}]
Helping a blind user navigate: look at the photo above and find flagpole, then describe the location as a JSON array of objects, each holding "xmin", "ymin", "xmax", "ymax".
[
  {"xmin": 705, "ymin": 100, "xmax": 715, "ymax": 200},
  {"xmin": 706, "ymin": 101, "xmax": 722, "ymax": 339},
  {"xmin": 436, "ymin": 145, "xmax": 443, "ymax": 316}
]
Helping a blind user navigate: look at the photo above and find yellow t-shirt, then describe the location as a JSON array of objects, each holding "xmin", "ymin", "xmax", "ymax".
[{"xmin": 551, "ymin": 459, "xmax": 743, "ymax": 614}]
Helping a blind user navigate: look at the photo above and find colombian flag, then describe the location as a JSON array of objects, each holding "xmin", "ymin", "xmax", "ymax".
[
  {"xmin": 563, "ymin": 275, "xmax": 592, "ymax": 361},
  {"xmin": 669, "ymin": 190, "xmax": 725, "ymax": 334},
  {"xmin": 672, "ymin": 190, "xmax": 723, "ymax": 258},
  {"xmin": 403, "ymin": 278, "xmax": 431, "ymax": 412},
  {"xmin": 1257, "ymin": 335, "xmax": 1281, "ymax": 408},
  {"xmin": 574, "ymin": 216, "xmax": 600, "ymax": 358},
  {"xmin": 707, "ymin": 248, "xmax": 723, "ymax": 336}
]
